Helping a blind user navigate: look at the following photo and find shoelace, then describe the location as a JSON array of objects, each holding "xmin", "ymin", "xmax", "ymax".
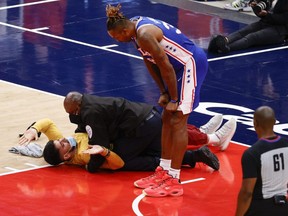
[
  {"xmin": 216, "ymin": 124, "xmax": 231, "ymax": 138},
  {"xmin": 145, "ymin": 170, "xmax": 164, "ymax": 180},
  {"xmin": 151, "ymin": 176, "xmax": 178, "ymax": 189},
  {"xmin": 151, "ymin": 177, "xmax": 170, "ymax": 189}
]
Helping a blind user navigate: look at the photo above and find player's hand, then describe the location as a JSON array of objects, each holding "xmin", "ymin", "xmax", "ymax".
[
  {"xmin": 158, "ymin": 93, "xmax": 169, "ymax": 107},
  {"xmin": 18, "ymin": 128, "xmax": 38, "ymax": 145},
  {"xmin": 166, "ymin": 101, "xmax": 178, "ymax": 112},
  {"xmin": 82, "ymin": 145, "xmax": 105, "ymax": 155}
]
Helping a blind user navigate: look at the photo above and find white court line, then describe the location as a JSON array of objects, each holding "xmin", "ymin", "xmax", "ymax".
[
  {"xmin": 132, "ymin": 177, "xmax": 205, "ymax": 216},
  {"xmin": 0, "ymin": 0, "xmax": 59, "ymax": 10},
  {"xmin": 132, "ymin": 194, "xmax": 145, "ymax": 216},
  {"xmin": 0, "ymin": 0, "xmax": 286, "ymax": 62},
  {"xmin": 0, "ymin": 164, "xmax": 52, "ymax": 177},
  {"xmin": 0, "ymin": 18, "xmax": 286, "ymax": 61},
  {"xmin": 101, "ymin": 44, "xmax": 119, "ymax": 49},
  {"xmin": 0, "ymin": 22, "xmax": 143, "ymax": 60},
  {"xmin": 33, "ymin": 27, "xmax": 49, "ymax": 31},
  {"xmin": 231, "ymin": 140, "xmax": 251, "ymax": 148},
  {"xmin": 4, "ymin": 167, "xmax": 19, "ymax": 171},
  {"xmin": 25, "ymin": 163, "xmax": 41, "ymax": 168},
  {"xmin": 4, "ymin": 163, "xmax": 43, "ymax": 172},
  {"xmin": 181, "ymin": 177, "xmax": 205, "ymax": 184},
  {"xmin": 0, "ymin": 80, "xmax": 64, "ymax": 98},
  {"xmin": 208, "ymin": 45, "xmax": 288, "ymax": 62}
]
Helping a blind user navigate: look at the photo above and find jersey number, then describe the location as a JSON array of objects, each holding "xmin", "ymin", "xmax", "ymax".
[{"xmin": 273, "ymin": 153, "xmax": 285, "ymax": 171}]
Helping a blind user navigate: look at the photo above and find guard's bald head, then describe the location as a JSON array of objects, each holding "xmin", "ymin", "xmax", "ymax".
[
  {"xmin": 254, "ymin": 106, "xmax": 276, "ymax": 131},
  {"xmin": 63, "ymin": 91, "xmax": 83, "ymax": 114}
]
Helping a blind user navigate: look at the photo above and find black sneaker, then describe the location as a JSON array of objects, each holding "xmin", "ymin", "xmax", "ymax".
[
  {"xmin": 196, "ymin": 146, "xmax": 220, "ymax": 170},
  {"xmin": 208, "ymin": 35, "xmax": 219, "ymax": 53},
  {"xmin": 215, "ymin": 35, "xmax": 230, "ymax": 54}
]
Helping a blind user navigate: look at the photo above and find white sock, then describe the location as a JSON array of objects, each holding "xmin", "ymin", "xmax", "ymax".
[
  {"xmin": 207, "ymin": 134, "xmax": 220, "ymax": 146},
  {"xmin": 159, "ymin": 158, "xmax": 171, "ymax": 171},
  {"xmin": 169, "ymin": 168, "xmax": 180, "ymax": 179}
]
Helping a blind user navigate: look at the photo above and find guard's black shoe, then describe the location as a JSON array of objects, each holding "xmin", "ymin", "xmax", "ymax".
[{"xmin": 195, "ymin": 146, "xmax": 220, "ymax": 170}]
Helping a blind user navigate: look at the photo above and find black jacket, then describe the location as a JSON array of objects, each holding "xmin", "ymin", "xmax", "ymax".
[
  {"xmin": 71, "ymin": 94, "xmax": 154, "ymax": 173},
  {"xmin": 260, "ymin": 0, "xmax": 288, "ymax": 26}
]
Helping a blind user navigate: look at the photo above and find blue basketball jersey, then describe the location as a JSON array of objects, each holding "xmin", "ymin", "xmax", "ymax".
[{"xmin": 131, "ymin": 16, "xmax": 197, "ymax": 72}]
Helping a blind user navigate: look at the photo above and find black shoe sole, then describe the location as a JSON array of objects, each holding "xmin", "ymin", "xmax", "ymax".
[{"xmin": 198, "ymin": 146, "xmax": 220, "ymax": 170}]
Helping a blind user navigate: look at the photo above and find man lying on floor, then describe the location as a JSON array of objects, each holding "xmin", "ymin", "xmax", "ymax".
[{"xmin": 16, "ymin": 115, "xmax": 235, "ymax": 173}]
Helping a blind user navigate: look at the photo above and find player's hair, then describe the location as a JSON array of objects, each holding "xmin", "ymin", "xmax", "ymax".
[
  {"xmin": 43, "ymin": 140, "xmax": 63, "ymax": 165},
  {"xmin": 106, "ymin": 4, "xmax": 128, "ymax": 31}
]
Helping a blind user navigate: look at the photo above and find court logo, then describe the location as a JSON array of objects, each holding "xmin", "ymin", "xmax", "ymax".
[{"xmin": 195, "ymin": 102, "xmax": 288, "ymax": 136}]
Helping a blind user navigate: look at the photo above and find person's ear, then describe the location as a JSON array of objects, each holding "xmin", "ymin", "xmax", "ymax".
[{"xmin": 63, "ymin": 152, "xmax": 72, "ymax": 161}]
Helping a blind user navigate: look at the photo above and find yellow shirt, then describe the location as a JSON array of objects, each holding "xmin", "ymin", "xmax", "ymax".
[{"xmin": 32, "ymin": 118, "xmax": 124, "ymax": 170}]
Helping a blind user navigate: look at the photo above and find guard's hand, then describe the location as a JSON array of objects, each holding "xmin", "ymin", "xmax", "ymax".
[
  {"xmin": 18, "ymin": 128, "xmax": 38, "ymax": 145},
  {"xmin": 82, "ymin": 145, "xmax": 104, "ymax": 155},
  {"xmin": 158, "ymin": 93, "xmax": 169, "ymax": 107}
]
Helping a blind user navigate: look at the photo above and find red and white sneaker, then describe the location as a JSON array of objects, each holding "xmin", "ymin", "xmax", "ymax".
[
  {"xmin": 134, "ymin": 166, "xmax": 167, "ymax": 189},
  {"xmin": 143, "ymin": 174, "xmax": 183, "ymax": 197}
]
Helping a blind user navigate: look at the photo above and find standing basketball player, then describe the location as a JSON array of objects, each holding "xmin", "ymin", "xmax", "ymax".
[
  {"xmin": 235, "ymin": 106, "xmax": 288, "ymax": 216},
  {"xmin": 105, "ymin": 4, "xmax": 236, "ymax": 197}
]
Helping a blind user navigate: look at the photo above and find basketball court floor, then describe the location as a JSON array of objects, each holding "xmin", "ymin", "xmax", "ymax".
[{"xmin": 0, "ymin": 0, "xmax": 288, "ymax": 215}]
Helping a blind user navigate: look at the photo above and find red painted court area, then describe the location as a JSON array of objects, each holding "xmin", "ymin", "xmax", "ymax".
[{"xmin": 0, "ymin": 143, "xmax": 247, "ymax": 216}]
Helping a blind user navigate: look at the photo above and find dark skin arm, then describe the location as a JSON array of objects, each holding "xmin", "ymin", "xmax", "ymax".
[
  {"xmin": 235, "ymin": 178, "xmax": 257, "ymax": 216},
  {"xmin": 137, "ymin": 25, "xmax": 178, "ymax": 112},
  {"xmin": 143, "ymin": 58, "xmax": 166, "ymax": 94},
  {"xmin": 143, "ymin": 58, "xmax": 169, "ymax": 107}
]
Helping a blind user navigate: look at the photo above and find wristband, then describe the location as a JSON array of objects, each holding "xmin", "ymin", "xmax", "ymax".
[{"xmin": 170, "ymin": 99, "xmax": 178, "ymax": 103}]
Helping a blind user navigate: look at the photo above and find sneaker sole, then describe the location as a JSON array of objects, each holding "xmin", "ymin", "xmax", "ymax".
[
  {"xmin": 134, "ymin": 181, "xmax": 158, "ymax": 189},
  {"xmin": 200, "ymin": 146, "xmax": 220, "ymax": 170},
  {"xmin": 220, "ymin": 119, "xmax": 237, "ymax": 151},
  {"xmin": 143, "ymin": 189, "xmax": 184, "ymax": 197}
]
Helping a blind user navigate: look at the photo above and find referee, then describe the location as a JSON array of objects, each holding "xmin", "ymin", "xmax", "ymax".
[{"xmin": 235, "ymin": 106, "xmax": 288, "ymax": 216}]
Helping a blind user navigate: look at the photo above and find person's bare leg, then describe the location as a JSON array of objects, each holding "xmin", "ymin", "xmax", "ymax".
[
  {"xmin": 161, "ymin": 109, "xmax": 174, "ymax": 160},
  {"xmin": 142, "ymin": 110, "xmax": 188, "ymax": 197},
  {"xmin": 169, "ymin": 111, "xmax": 189, "ymax": 169}
]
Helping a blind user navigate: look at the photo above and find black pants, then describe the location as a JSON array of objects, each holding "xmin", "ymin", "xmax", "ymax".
[
  {"xmin": 245, "ymin": 197, "xmax": 288, "ymax": 216},
  {"xmin": 114, "ymin": 110, "xmax": 162, "ymax": 171},
  {"xmin": 227, "ymin": 21, "xmax": 288, "ymax": 51}
]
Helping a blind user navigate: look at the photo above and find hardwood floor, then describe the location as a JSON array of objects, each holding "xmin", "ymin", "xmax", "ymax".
[{"xmin": 0, "ymin": 80, "xmax": 75, "ymax": 175}]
